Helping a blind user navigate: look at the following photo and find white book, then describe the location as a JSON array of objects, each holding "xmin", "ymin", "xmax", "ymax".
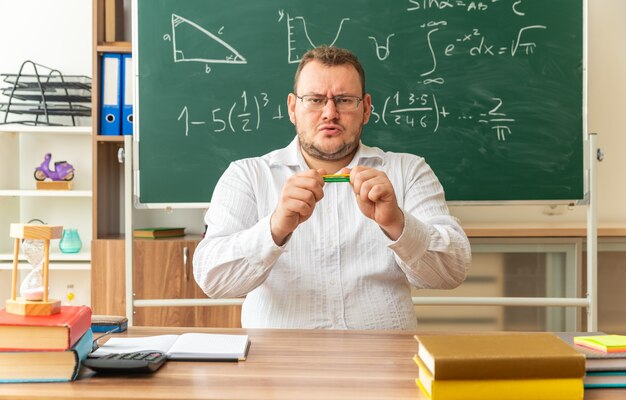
[{"xmin": 91, "ymin": 333, "xmax": 250, "ymax": 361}]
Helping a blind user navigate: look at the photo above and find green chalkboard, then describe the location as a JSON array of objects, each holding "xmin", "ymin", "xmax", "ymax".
[{"xmin": 136, "ymin": 0, "xmax": 584, "ymax": 204}]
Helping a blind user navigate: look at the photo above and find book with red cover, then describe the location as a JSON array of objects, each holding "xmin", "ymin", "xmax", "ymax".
[{"xmin": 0, "ymin": 305, "xmax": 91, "ymax": 351}]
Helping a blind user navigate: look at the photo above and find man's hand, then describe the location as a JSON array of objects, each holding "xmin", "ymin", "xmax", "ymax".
[
  {"xmin": 343, "ymin": 166, "xmax": 404, "ymax": 240},
  {"xmin": 270, "ymin": 169, "xmax": 326, "ymax": 245}
]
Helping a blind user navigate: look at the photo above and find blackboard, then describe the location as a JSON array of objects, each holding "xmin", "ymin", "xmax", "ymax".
[{"xmin": 135, "ymin": 0, "xmax": 584, "ymax": 205}]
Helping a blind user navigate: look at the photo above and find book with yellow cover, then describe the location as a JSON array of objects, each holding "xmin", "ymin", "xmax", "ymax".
[
  {"xmin": 414, "ymin": 354, "xmax": 583, "ymax": 400},
  {"xmin": 414, "ymin": 332, "xmax": 585, "ymax": 380}
]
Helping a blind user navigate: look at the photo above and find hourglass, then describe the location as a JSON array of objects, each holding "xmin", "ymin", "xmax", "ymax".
[{"xmin": 6, "ymin": 223, "xmax": 62, "ymax": 316}]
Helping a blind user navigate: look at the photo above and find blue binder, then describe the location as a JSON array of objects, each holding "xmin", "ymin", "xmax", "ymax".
[
  {"xmin": 121, "ymin": 54, "xmax": 134, "ymax": 135},
  {"xmin": 100, "ymin": 53, "xmax": 122, "ymax": 135}
]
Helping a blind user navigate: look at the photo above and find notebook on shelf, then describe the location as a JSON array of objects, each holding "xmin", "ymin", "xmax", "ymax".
[{"xmin": 133, "ymin": 227, "xmax": 185, "ymax": 239}]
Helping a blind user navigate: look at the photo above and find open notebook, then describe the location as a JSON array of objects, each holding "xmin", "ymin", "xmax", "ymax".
[{"xmin": 91, "ymin": 333, "xmax": 250, "ymax": 361}]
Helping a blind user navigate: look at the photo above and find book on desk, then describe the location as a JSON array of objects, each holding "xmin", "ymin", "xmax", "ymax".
[
  {"xmin": 91, "ymin": 332, "xmax": 250, "ymax": 361},
  {"xmin": 91, "ymin": 315, "xmax": 128, "ymax": 333},
  {"xmin": 413, "ymin": 332, "xmax": 585, "ymax": 400},
  {"xmin": 0, "ymin": 305, "xmax": 93, "ymax": 383},
  {"xmin": 0, "ymin": 329, "xmax": 93, "ymax": 383},
  {"xmin": 556, "ymin": 331, "xmax": 626, "ymax": 388},
  {"xmin": 0, "ymin": 305, "xmax": 91, "ymax": 351}
]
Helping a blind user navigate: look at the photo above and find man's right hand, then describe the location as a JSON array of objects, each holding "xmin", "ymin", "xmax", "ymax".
[{"xmin": 270, "ymin": 169, "xmax": 326, "ymax": 246}]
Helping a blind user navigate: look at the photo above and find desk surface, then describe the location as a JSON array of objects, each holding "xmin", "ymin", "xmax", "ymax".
[{"xmin": 0, "ymin": 327, "xmax": 623, "ymax": 399}]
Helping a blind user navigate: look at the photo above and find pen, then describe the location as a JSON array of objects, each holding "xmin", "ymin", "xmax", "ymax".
[
  {"xmin": 322, "ymin": 173, "xmax": 350, "ymax": 183},
  {"xmin": 91, "ymin": 328, "xmax": 119, "ymax": 352}
]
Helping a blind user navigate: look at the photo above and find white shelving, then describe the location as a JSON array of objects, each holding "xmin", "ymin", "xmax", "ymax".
[
  {"xmin": 0, "ymin": 190, "xmax": 92, "ymax": 197},
  {"xmin": 0, "ymin": 251, "xmax": 91, "ymax": 270},
  {"xmin": 0, "ymin": 263, "xmax": 91, "ymax": 271},
  {"xmin": 0, "ymin": 125, "xmax": 92, "ymax": 306},
  {"xmin": 0, "ymin": 251, "xmax": 90, "ymax": 262},
  {"xmin": 0, "ymin": 125, "xmax": 91, "ymax": 135}
]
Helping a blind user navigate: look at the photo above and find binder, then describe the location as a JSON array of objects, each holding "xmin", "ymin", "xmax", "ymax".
[
  {"xmin": 121, "ymin": 53, "xmax": 134, "ymax": 135},
  {"xmin": 100, "ymin": 53, "xmax": 122, "ymax": 135}
]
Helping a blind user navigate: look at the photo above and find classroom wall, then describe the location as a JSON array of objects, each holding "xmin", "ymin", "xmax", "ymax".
[
  {"xmin": 0, "ymin": 0, "xmax": 91, "ymax": 79},
  {"xmin": 0, "ymin": 0, "xmax": 92, "ymax": 125},
  {"xmin": 450, "ymin": 0, "xmax": 626, "ymax": 229},
  {"xmin": 588, "ymin": 0, "xmax": 626, "ymax": 228}
]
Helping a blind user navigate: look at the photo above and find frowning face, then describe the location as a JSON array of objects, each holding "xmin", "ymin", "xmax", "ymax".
[{"xmin": 288, "ymin": 60, "xmax": 371, "ymax": 166}]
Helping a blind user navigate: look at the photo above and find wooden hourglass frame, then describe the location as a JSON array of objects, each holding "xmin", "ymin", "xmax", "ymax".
[{"xmin": 6, "ymin": 223, "xmax": 63, "ymax": 316}]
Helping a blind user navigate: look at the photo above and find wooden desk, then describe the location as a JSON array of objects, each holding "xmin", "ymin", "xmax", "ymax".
[{"xmin": 0, "ymin": 327, "xmax": 623, "ymax": 399}]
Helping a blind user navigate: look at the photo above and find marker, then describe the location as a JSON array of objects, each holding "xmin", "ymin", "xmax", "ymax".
[{"xmin": 322, "ymin": 173, "xmax": 350, "ymax": 183}]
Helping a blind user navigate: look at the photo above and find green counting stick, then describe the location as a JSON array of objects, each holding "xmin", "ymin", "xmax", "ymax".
[{"xmin": 322, "ymin": 174, "xmax": 350, "ymax": 183}]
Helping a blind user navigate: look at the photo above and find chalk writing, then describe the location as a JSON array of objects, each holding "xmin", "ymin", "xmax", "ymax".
[
  {"xmin": 176, "ymin": 91, "xmax": 277, "ymax": 135},
  {"xmin": 407, "ymin": 0, "xmax": 499, "ymax": 13},
  {"xmin": 278, "ymin": 10, "xmax": 350, "ymax": 64},
  {"xmin": 175, "ymin": 90, "xmax": 518, "ymax": 141},
  {"xmin": 419, "ymin": 20, "xmax": 548, "ymax": 81},
  {"xmin": 479, "ymin": 97, "xmax": 516, "ymax": 141},
  {"xmin": 166, "ymin": 2, "xmax": 559, "ymax": 146},
  {"xmin": 369, "ymin": 34, "xmax": 395, "ymax": 61},
  {"xmin": 167, "ymin": 13, "xmax": 246, "ymax": 74}
]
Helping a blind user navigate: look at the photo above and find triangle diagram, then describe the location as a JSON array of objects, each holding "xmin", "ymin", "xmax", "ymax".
[{"xmin": 171, "ymin": 14, "xmax": 247, "ymax": 64}]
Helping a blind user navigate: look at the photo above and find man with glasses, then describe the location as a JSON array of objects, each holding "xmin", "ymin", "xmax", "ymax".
[{"xmin": 194, "ymin": 46, "xmax": 471, "ymax": 330}]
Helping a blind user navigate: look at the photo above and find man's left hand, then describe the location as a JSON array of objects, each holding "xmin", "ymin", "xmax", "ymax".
[{"xmin": 343, "ymin": 166, "xmax": 405, "ymax": 240}]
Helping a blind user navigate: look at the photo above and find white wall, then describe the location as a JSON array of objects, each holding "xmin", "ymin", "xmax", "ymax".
[
  {"xmin": 0, "ymin": 1, "xmax": 91, "ymax": 76},
  {"xmin": 587, "ymin": 0, "xmax": 626, "ymax": 227},
  {"xmin": 0, "ymin": 0, "xmax": 92, "ymax": 125}
]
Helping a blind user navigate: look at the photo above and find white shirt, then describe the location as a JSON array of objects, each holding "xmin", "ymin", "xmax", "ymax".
[{"xmin": 193, "ymin": 138, "xmax": 471, "ymax": 330}]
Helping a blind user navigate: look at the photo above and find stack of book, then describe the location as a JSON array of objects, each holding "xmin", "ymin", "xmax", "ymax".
[
  {"xmin": 413, "ymin": 332, "xmax": 585, "ymax": 400},
  {"xmin": 556, "ymin": 331, "xmax": 626, "ymax": 388},
  {"xmin": 0, "ymin": 305, "xmax": 92, "ymax": 383}
]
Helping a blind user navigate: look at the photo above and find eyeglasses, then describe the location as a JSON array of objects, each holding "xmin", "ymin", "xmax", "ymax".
[{"xmin": 295, "ymin": 94, "xmax": 363, "ymax": 112}]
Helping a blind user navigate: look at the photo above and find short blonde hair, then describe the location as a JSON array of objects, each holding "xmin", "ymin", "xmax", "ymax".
[{"xmin": 293, "ymin": 46, "xmax": 366, "ymax": 95}]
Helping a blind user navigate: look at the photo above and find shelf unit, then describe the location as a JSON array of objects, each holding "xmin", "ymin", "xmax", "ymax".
[
  {"xmin": 90, "ymin": 0, "xmax": 233, "ymax": 325},
  {"xmin": 90, "ymin": 0, "xmax": 130, "ymax": 316},
  {"xmin": 0, "ymin": 125, "xmax": 92, "ymax": 306}
]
